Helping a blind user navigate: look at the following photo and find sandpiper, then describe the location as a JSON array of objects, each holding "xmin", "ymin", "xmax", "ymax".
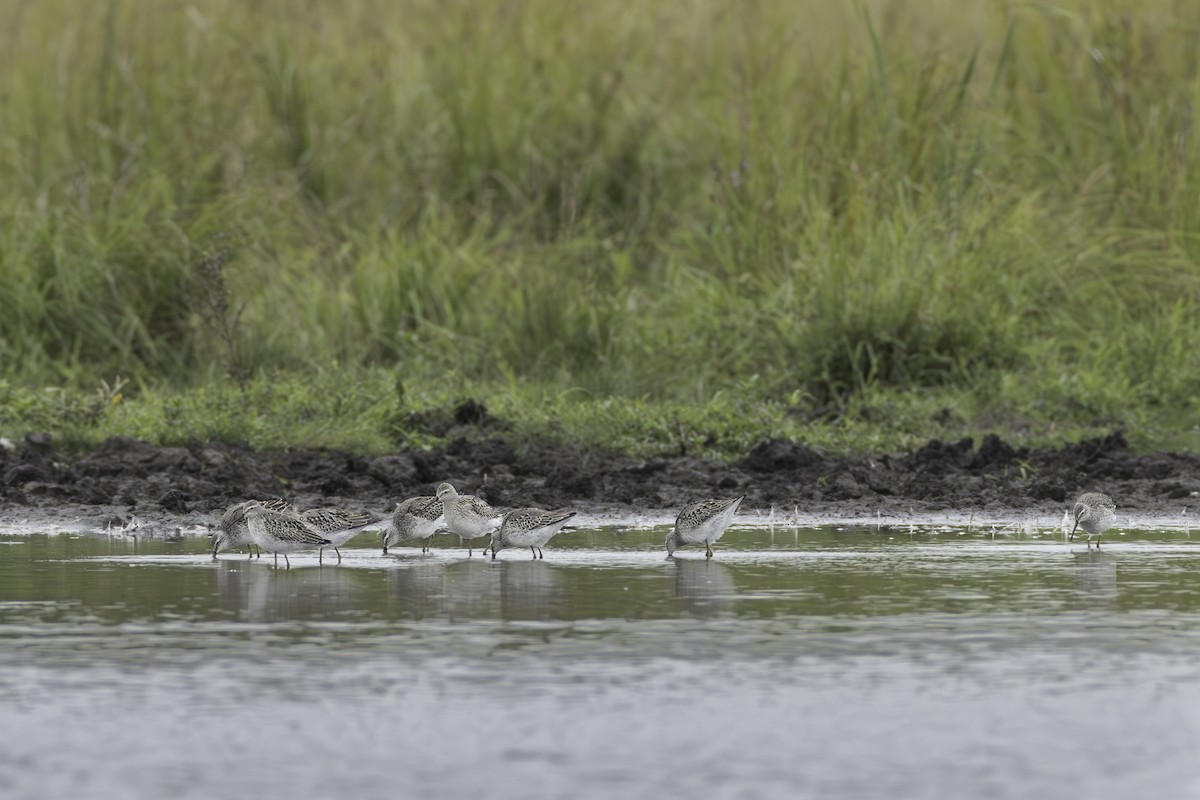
[
  {"xmin": 382, "ymin": 495, "xmax": 445, "ymax": 554},
  {"xmin": 436, "ymin": 482, "xmax": 503, "ymax": 556},
  {"xmin": 212, "ymin": 498, "xmax": 289, "ymax": 559},
  {"xmin": 299, "ymin": 507, "xmax": 378, "ymax": 563},
  {"xmin": 1069, "ymin": 492, "xmax": 1116, "ymax": 549},
  {"xmin": 665, "ymin": 496, "xmax": 744, "ymax": 559},
  {"xmin": 244, "ymin": 501, "xmax": 331, "ymax": 569},
  {"xmin": 489, "ymin": 508, "xmax": 576, "ymax": 559}
]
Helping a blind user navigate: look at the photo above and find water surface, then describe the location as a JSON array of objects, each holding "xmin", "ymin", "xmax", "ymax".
[{"xmin": 3, "ymin": 523, "xmax": 1200, "ymax": 799}]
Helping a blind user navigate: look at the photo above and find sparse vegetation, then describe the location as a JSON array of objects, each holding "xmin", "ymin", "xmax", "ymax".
[{"xmin": 2, "ymin": 0, "xmax": 1200, "ymax": 455}]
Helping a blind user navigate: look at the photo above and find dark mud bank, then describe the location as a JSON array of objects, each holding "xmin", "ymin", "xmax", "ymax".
[{"xmin": 3, "ymin": 427, "xmax": 1199, "ymax": 524}]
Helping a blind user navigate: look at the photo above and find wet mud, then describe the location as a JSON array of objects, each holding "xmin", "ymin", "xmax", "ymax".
[{"xmin": 2, "ymin": 411, "xmax": 1198, "ymax": 529}]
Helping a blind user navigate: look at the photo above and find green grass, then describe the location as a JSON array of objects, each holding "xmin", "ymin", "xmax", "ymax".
[
  {"xmin": 4, "ymin": 369, "xmax": 1196, "ymax": 461},
  {"xmin": 2, "ymin": 0, "xmax": 1200, "ymax": 455}
]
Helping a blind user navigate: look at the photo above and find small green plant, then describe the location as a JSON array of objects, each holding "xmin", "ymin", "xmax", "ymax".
[{"xmin": 188, "ymin": 243, "xmax": 246, "ymax": 385}]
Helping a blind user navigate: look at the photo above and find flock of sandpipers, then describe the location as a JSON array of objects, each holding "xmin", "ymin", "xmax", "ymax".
[{"xmin": 211, "ymin": 481, "xmax": 1117, "ymax": 568}]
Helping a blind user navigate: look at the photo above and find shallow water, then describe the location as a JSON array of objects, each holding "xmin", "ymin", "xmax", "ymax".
[{"xmin": 3, "ymin": 523, "xmax": 1200, "ymax": 799}]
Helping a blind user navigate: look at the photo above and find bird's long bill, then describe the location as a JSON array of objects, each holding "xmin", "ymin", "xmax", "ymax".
[{"xmin": 1069, "ymin": 519, "xmax": 1079, "ymax": 541}]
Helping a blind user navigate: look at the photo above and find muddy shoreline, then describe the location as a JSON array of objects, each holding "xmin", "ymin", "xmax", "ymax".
[{"xmin": 3, "ymin": 413, "xmax": 1200, "ymax": 532}]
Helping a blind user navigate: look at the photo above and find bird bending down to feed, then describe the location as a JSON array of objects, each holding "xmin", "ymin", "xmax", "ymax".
[
  {"xmin": 298, "ymin": 507, "xmax": 378, "ymax": 563},
  {"xmin": 665, "ymin": 496, "xmax": 744, "ymax": 559},
  {"xmin": 489, "ymin": 508, "xmax": 576, "ymax": 559},
  {"xmin": 436, "ymin": 483, "xmax": 504, "ymax": 557},
  {"xmin": 1069, "ymin": 492, "xmax": 1116, "ymax": 549},
  {"xmin": 212, "ymin": 498, "xmax": 289, "ymax": 560},
  {"xmin": 383, "ymin": 495, "xmax": 445, "ymax": 554},
  {"xmin": 243, "ymin": 501, "xmax": 331, "ymax": 569}
]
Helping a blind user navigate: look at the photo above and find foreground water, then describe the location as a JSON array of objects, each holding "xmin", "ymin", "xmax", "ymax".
[{"xmin": 3, "ymin": 522, "xmax": 1200, "ymax": 799}]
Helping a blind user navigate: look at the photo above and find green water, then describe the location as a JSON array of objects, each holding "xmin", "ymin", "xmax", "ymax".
[{"xmin": 2, "ymin": 525, "xmax": 1200, "ymax": 799}]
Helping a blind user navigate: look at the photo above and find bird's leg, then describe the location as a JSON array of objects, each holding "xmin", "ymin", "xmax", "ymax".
[
  {"xmin": 530, "ymin": 547, "xmax": 537, "ymax": 559},
  {"xmin": 382, "ymin": 543, "xmax": 389, "ymax": 555},
  {"xmin": 706, "ymin": 543, "xmax": 714, "ymax": 559},
  {"xmin": 335, "ymin": 548, "xmax": 342, "ymax": 564},
  {"xmin": 273, "ymin": 552, "xmax": 278, "ymax": 568},
  {"xmin": 319, "ymin": 549, "xmax": 324, "ymax": 565},
  {"xmin": 284, "ymin": 553, "xmax": 291, "ymax": 569},
  {"xmin": 537, "ymin": 547, "xmax": 544, "ymax": 559}
]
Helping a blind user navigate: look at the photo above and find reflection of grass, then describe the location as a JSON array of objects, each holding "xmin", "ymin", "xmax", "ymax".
[{"xmin": 2, "ymin": 1, "xmax": 1200, "ymax": 452}]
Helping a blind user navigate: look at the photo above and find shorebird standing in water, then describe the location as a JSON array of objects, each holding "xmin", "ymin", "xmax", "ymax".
[
  {"xmin": 212, "ymin": 498, "xmax": 289, "ymax": 559},
  {"xmin": 436, "ymin": 482, "xmax": 504, "ymax": 556},
  {"xmin": 489, "ymin": 508, "xmax": 576, "ymax": 559},
  {"xmin": 298, "ymin": 507, "xmax": 378, "ymax": 563},
  {"xmin": 1069, "ymin": 492, "xmax": 1116, "ymax": 549},
  {"xmin": 666, "ymin": 496, "xmax": 744, "ymax": 559},
  {"xmin": 244, "ymin": 501, "xmax": 331, "ymax": 569},
  {"xmin": 382, "ymin": 495, "xmax": 444, "ymax": 554}
]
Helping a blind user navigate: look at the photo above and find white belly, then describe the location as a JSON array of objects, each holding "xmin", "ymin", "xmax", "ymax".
[{"xmin": 680, "ymin": 505, "xmax": 739, "ymax": 547}]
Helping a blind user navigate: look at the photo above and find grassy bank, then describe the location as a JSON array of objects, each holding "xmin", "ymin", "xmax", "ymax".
[
  {"xmin": 2, "ymin": 370, "xmax": 1193, "ymax": 460},
  {"xmin": 2, "ymin": 0, "xmax": 1199, "ymax": 454}
]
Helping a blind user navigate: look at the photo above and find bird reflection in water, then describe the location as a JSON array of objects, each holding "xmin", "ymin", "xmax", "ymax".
[
  {"xmin": 213, "ymin": 559, "xmax": 363, "ymax": 623},
  {"xmin": 498, "ymin": 560, "xmax": 563, "ymax": 621},
  {"xmin": 1072, "ymin": 550, "xmax": 1117, "ymax": 609},
  {"xmin": 674, "ymin": 559, "xmax": 736, "ymax": 617},
  {"xmin": 385, "ymin": 559, "xmax": 502, "ymax": 622},
  {"xmin": 385, "ymin": 561, "xmax": 452, "ymax": 620}
]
